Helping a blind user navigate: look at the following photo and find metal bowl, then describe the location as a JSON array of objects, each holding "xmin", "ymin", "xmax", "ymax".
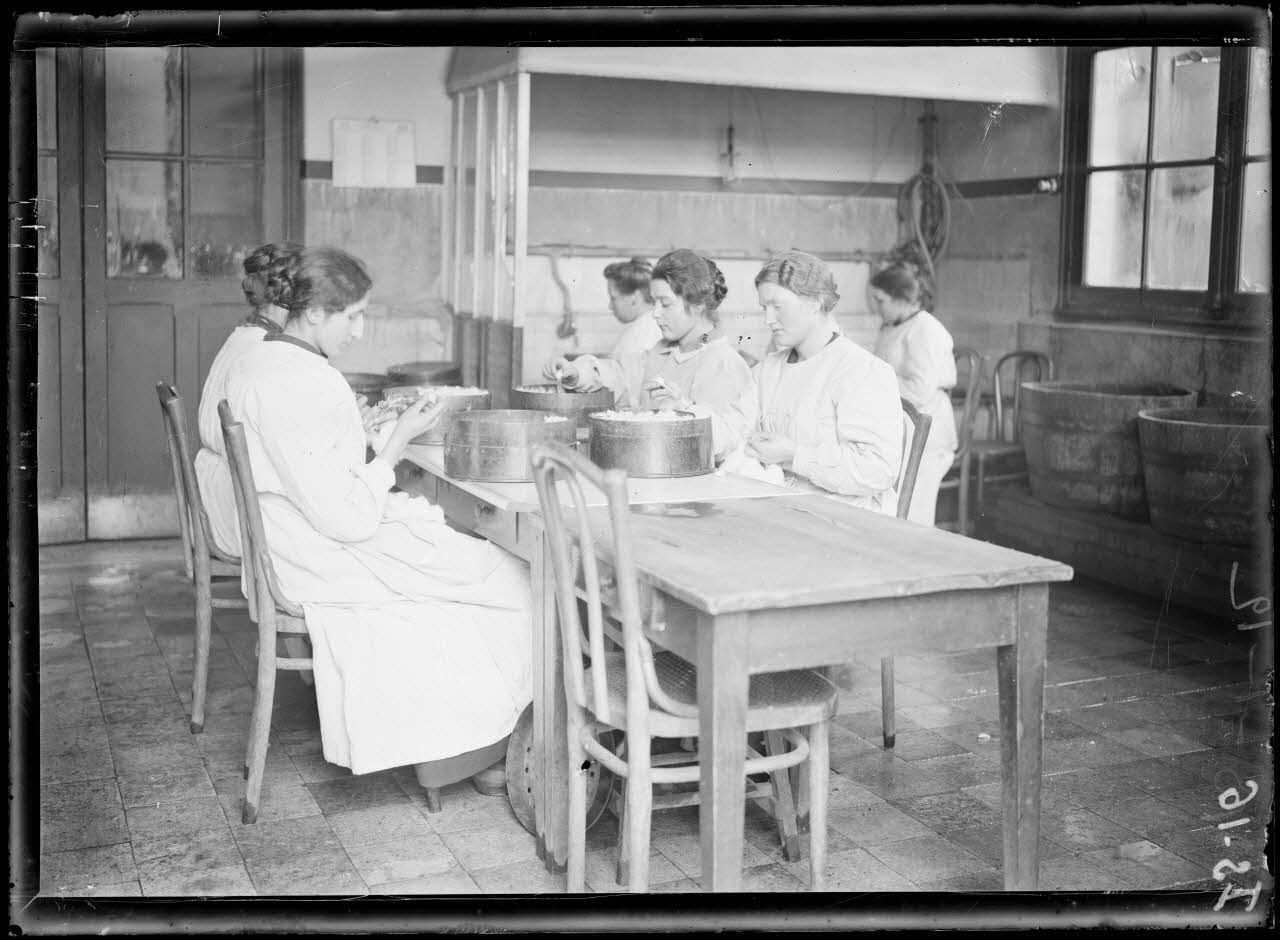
[
  {"xmin": 387, "ymin": 360, "xmax": 463, "ymax": 387},
  {"xmin": 444, "ymin": 409, "xmax": 577, "ymax": 482},
  {"xmin": 509, "ymin": 384, "xmax": 615, "ymax": 429},
  {"xmin": 383, "ymin": 385, "xmax": 492, "ymax": 445},
  {"xmin": 587, "ymin": 410, "xmax": 714, "ymax": 478}
]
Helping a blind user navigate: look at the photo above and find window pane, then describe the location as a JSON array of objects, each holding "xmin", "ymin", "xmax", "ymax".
[
  {"xmin": 37, "ymin": 155, "xmax": 59, "ymax": 278},
  {"xmin": 189, "ymin": 47, "xmax": 263, "ymax": 159},
  {"xmin": 106, "ymin": 159, "xmax": 183, "ymax": 278},
  {"xmin": 1151, "ymin": 47, "xmax": 1221, "ymax": 162},
  {"xmin": 1238, "ymin": 160, "xmax": 1271, "ymax": 293},
  {"xmin": 1083, "ymin": 170, "xmax": 1145, "ymax": 287},
  {"xmin": 1246, "ymin": 47, "xmax": 1270, "ymax": 157},
  {"xmin": 1089, "ymin": 48, "xmax": 1151, "ymax": 166},
  {"xmin": 36, "ymin": 48, "xmax": 56, "ymax": 150},
  {"xmin": 105, "ymin": 48, "xmax": 182, "ymax": 154},
  {"xmin": 189, "ymin": 162, "xmax": 263, "ymax": 278},
  {"xmin": 1144, "ymin": 165, "xmax": 1213, "ymax": 290}
]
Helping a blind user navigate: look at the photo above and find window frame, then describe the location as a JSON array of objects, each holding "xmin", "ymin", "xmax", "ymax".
[{"xmin": 1059, "ymin": 45, "xmax": 1270, "ymax": 330}]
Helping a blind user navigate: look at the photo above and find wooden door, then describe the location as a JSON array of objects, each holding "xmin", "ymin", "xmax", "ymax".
[
  {"xmin": 80, "ymin": 47, "xmax": 299, "ymax": 539},
  {"xmin": 35, "ymin": 48, "xmax": 87, "ymax": 544}
]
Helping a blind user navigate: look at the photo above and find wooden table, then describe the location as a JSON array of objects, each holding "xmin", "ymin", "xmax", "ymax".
[{"xmin": 397, "ymin": 446, "xmax": 1073, "ymax": 892}]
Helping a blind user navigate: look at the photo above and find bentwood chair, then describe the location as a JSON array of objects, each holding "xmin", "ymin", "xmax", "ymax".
[
  {"xmin": 878, "ymin": 399, "xmax": 934, "ymax": 750},
  {"xmin": 956, "ymin": 350, "xmax": 1052, "ymax": 535},
  {"xmin": 218, "ymin": 400, "xmax": 317, "ymax": 824},
  {"xmin": 156, "ymin": 383, "xmax": 250, "ymax": 734},
  {"xmin": 530, "ymin": 442, "xmax": 839, "ymax": 892},
  {"xmin": 937, "ymin": 347, "xmax": 985, "ymax": 533}
]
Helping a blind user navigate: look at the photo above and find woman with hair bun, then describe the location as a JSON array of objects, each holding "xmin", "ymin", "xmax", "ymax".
[
  {"xmin": 869, "ymin": 260, "xmax": 957, "ymax": 526},
  {"xmin": 222, "ymin": 245, "xmax": 532, "ymax": 794},
  {"xmin": 543, "ymin": 256, "xmax": 662, "ymax": 408},
  {"xmin": 195, "ymin": 241, "xmax": 304, "ymax": 556},
  {"xmin": 629, "ymin": 249, "xmax": 756, "ymax": 460},
  {"xmin": 746, "ymin": 249, "xmax": 903, "ymax": 513}
]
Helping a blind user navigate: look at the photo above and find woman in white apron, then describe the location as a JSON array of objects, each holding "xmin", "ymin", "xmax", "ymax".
[
  {"xmin": 195, "ymin": 242, "xmax": 303, "ymax": 555},
  {"xmin": 869, "ymin": 261, "xmax": 958, "ymax": 526},
  {"xmin": 222, "ymin": 246, "xmax": 532, "ymax": 791},
  {"xmin": 746, "ymin": 250, "xmax": 903, "ymax": 513},
  {"xmin": 543, "ymin": 257, "xmax": 663, "ymax": 408}
]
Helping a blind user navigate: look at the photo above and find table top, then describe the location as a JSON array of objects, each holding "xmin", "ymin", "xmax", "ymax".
[
  {"xmin": 582, "ymin": 494, "xmax": 1074, "ymax": 615},
  {"xmin": 401, "ymin": 444, "xmax": 791, "ymax": 512}
]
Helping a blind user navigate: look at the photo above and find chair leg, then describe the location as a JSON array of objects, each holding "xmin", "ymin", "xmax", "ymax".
[
  {"xmin": 242, "ymin": 649, "xmax": 277, "ymax": 824},
  {"xmin": 615, "ymin": 778, "xmax": 629, "ymax": 887},
  {"xmin": 190, "ymin": 556, "xmax": 213, "ymax": 735},
  {"xmin": 424, "ymin": 788, "xmax": 442, "ymax": 814},
  {"xmin": 764, "ymin": 730, "xmax": 802, "ymax": 863},
  {"xmin": 958, "ymin": 451, "xmax": 972, "ymax": 536},
  {"xmin": 566, "ymin": 729, "xmax": 589, "ymax": 893},
  {"xmin": 807, "ymin": 719, "xmax": 830, "ymax": 891},
  {"xmin": 880, "ymin": 657, "xmax": 896, "ymax": 749},
  {"xmin": 625, "ymin": 737, "xmax": 652, "ymax": 893}
]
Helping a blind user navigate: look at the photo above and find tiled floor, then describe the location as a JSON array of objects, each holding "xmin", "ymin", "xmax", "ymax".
[{"xmin": 33, "ymin": 538, "xmax": 1273, "ymax": 896}]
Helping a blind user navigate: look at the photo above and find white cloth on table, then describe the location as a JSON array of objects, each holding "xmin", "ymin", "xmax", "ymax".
[
  {"xmin": 567, "ymin": 310, "xmax": 662, "ymax": 409},
  {"xmin": 635, "ymin": 336, "xmax": 757, "ymax": 461},
  {"xmin": 753, "ymin": 334, "xmax": 904, "ymax": 515},
  {"xmin": 873, "ymin": 310, "xmax": 959, "ymax": 525},
  {"xmin": 194, "ymin": 323, "xmax": 269, "ymax": 556},
  {"xmin": 223, "ymin": 338, "xmax": 533, "ymax": 774}
]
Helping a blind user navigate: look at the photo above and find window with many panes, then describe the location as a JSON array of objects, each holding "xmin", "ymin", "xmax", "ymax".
[{"xmin": 1061, "ymin": 46, "xmax": 1270, "ymax": 327}]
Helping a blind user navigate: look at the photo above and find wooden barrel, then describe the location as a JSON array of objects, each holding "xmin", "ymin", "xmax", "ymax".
[
  {"xmin": 1021, "ymin": 382, "xmax": 1197, "ymax": 518},
  {"xmin": 1138, "ymin": 406, "xmax": 1272, "ymax": 545}
]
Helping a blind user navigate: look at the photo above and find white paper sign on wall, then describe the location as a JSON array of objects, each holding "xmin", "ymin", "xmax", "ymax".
[{"xmin": 332, "ymin": 118, "xmax": 417, "ymax": 188}]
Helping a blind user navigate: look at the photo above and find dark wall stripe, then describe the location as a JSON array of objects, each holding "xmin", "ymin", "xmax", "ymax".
[{"xmin": 301, "ymin": 160, "xmax": 1057, "ymax": 199}]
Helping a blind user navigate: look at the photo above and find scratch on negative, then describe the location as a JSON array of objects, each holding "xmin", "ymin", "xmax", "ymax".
[{"xmin": 982, "ymin": 102, "xmax": 1009, "ymax": 141}]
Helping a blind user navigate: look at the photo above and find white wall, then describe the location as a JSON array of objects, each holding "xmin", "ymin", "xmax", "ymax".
[{"xmin": 303, "ymin": 47, "xmax": 453, "ymax": 163}]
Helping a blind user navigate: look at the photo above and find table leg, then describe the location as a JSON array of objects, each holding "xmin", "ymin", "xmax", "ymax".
[
  {"xmin": 996, "ymin": 583, "xmax": 1048, "ymax": 890},
  {"xmin": 532, "ymin": 529, "xmax": 569, "ymax": 873},
  {"xmin": 697, "ymin": 611, "xmax": 749, "ymax": 892}
]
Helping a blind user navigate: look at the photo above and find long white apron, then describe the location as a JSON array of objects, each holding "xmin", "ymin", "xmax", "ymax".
[{"xmin": 224, "ymin": 339, "xmax": 533, "ymax": 774}]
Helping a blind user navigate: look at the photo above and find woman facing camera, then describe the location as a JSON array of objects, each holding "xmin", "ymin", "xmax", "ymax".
[
  {"xmin": 634, "ymin": 249, "xmax": 757, "ymax": 461},
  {"xmin": 543, "ymin": 257, "xmax": 662, "ymax": 408},
  {"xmin": 747, "ymin": 250, "xmax": 904, "ymax": 514},
  {"xmin": 869, "ymin": 260, "xmax": 958, "ymax": 526},
  {"xmin": 195, "ymin": 241, "xmax": 304, "ymax": 556},
  {"xmin": 222, "ymin": 246, "xmax": 532, "ymax": 789}
]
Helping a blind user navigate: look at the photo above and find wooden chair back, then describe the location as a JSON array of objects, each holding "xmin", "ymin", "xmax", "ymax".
[
  {"xmin": 157, "ymin": 382, "xmax": 240, "ymax": 577},
  {"xmin": 531, "ymin": 443, "xmax": 695, "ymax": 747},
  {"xmin": 897, "ymin": 399, "xmax": 933, "ymax": 521},
  {"xmin": 951, "ymin": 346, "xmax": 984, "ymax": 454},
  {"xmin": 991, "ymin": 351, "xmax": 1052, "ymax": 443},
  {"xmin": 217, "ymin": 400, "xmax": 305, "ymax": 623}
]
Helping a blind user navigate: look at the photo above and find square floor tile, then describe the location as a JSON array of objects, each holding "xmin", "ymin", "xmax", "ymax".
[
  {"xmin": 583, "ymin": 844, "xmax": 686, "ymax": 892},
  {"xmin": 230, "ymin": 814, "xmax": 341, "ymax": 866},
  {"xmin": 140, "ymin": 861, "xmax": 255, "ymax": 897},
  {"xmin": 891, "ymin": 792, "xmax": 1001, "ymax": 832},
  {"xmin": 306, "ymin": 773, "xmax": 410, "ymax": 816},
  {"xmin": 1083, "ymin": 839, "xmax": 1208, "ymax": 890},
  {"xmin": 245, "ymin": 848, "xmax": 367, "ymax": 897},
  {"xmin": 325, "ymin": 804, "xmax": 436, "ymax": 848},
  {"xmin": 345, "ymin": 832, "xmax": 458, "ymax": 885},
  {"xmin": 40, "ymin": 779, "xmax": 128, "ymax": 853},
  {"xmin": 438, "ymin": 819, "xmax": 541, "ymax": 872},
  {"xmin": 827, "ymin": 801, "xmax": 937, "ymax": 847},
  {"xmin": 1038, "ymin": 852, "xmax": 1141, "ymax": 891},
  {"xmin": 125, "ymin": 795, "xmax": 229, "ymax": 842},
  {"xmin": 836, "ymin": 754, "xmax": 953, "ymax": 799},
  {"xmin": 40, "ymin": 843, "xmax": 137, "ymax": 895},
  {"xmin": 365, "ymin": 866, "xmax": 481, "ymax": 895},
  {"xmin": 117, "ymin": 768, "xmax": 216, "ymax": 808},
  {"xmin": 864, "ymin": 834, "xmax": 995, "ymax": 883},
  {"xmin": 886, "ymin": 729, "xmax": 970, "ymax": 762},
  {"xmin": 785, "ymin": 846, "xmax": 916, "ymax": 891},
  {"xmin": 131, "ymin": 826, "xmax": 242, "ymax": 876},
  {"xmin": 1102, "ymin": 726, "xmax": 1211, "ymax": 759},
  {"xmin": 470, "ymin": 858, "xmax": 568, "ymax": 894},
  {"xmin": 1041, "ymin": 805, "xmax": 1143, "ymax": 851},
  {"xmin": 937, "ymin": 823, "xmax": 1071, "ymax": 869},
  {"xmin": 651, "ymin": 831, "xmax": 774, "ymax": 880},
  {"xmin": 1088, "ymin": 796, "xmax": 1207, "ymax": 841}
]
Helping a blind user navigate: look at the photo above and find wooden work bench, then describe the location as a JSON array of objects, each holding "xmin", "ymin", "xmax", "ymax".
[{"xmin": 396, "ymin": 444, "xmax": 1073, "ymax": 892}]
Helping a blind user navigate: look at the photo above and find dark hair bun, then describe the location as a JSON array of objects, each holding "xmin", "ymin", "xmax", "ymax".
[
  {"xmin": 242, "ymin": 242, "xmax": 303, "ymax": 310},
  {"xmin": 705, "ymin": 257, "xmax": 728, "ymax": 311}
]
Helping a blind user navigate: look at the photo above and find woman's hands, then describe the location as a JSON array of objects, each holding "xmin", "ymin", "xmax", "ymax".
[
  {"xmin": 745, "ymin": 431, "xmax": 797, "ymax": 466},
  {"xmin": 376, "ymin": 391, "xmax": 450, "ymax": 465},
  {"xmin": 643, "ymin": 376, "xmax": 691, "ymax": 410},
  {"xmin": 541, "ymin": 357, "xmax": 580, "ymax": 387}
]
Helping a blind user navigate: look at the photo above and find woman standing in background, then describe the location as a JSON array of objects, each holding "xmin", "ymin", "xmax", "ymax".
[
  {"xmin": 543, "ymin": 256, "xmax": 662, "ymax": 408},
  {"xmin": 869, "ymin": 260, "xmax": 958, "ymax": 526}
]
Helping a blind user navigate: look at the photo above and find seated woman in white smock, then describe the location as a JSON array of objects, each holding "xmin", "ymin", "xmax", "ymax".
[
  {"xmin": 746, "ymin": 250, "xmax": 904, "ymax": 514},
  {"xmin": 543, "ymin": 257, "xmax": 663, "ymax": 409},
  {"xmin": 195, "ymin": 242, "xmax": 304, "ymax": 556},
  {"xmin": 869, "ymin": 260, "xmax": 958, "ymax": 527},
  {"xmin": 628, "ymin": 249, "xmax": 757, "ymax": 462},
  {"xmin": 222, "ymin": 246, "xmax": 532, "ymax": 786}
]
